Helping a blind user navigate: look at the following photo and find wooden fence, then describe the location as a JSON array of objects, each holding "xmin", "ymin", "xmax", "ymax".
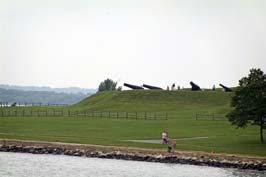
[
  {"xmin": 195, "ymin": 114, "xmax": 226, "ymax": 120},
  {"xmin": 0, "ymin": 102, "xmax": 69, "ymax": 107},
  {"xmin": 0, "ymin": 109, "xmax": 167, "ymax": 120}
]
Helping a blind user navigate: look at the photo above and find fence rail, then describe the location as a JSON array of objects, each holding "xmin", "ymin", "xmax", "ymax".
[
  {"xmin": 0, "ymin": 102, "xmax": 69, "ymax": 107},
  {"xmin": 0, "ymin": 109, "xmax": 167, "ymax": 120},
  {"xmin": 195, "ymin": 113, "xmax": 226, "ymax": 120}
]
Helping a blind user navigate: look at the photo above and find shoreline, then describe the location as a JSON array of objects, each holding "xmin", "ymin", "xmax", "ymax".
[{"xmin": 0, "ymin": 139, "xmax": 266, "ymax": 171}]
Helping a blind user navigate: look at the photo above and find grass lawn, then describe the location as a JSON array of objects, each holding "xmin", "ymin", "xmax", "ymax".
[
  {"xmin": 0, "ymin": 116, "xmax": 265, "ymax": 156},
  {"xmin": 0, "ymin": 90, "xmax": 265, "ymax": 156}
]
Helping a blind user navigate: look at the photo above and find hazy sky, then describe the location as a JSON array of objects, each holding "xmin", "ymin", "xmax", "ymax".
[{"xmin": 1, "ymin": 0, "xmax": 266, "ymax": 89}]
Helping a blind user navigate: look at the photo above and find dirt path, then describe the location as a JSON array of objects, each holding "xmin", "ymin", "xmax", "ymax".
[{"xmin": 124, "ymin": 136, "xmax": 217, "ymax": 144}]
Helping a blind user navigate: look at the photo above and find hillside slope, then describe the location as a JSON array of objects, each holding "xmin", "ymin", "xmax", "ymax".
[{"xmin": 74, "ymin": 90, "xmax": 233, "ymax": 117}]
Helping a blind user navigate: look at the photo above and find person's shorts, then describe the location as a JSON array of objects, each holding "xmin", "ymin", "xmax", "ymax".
[{"xmin": 162, "ymin": 138, "xmax": 168, "ymax": 144}]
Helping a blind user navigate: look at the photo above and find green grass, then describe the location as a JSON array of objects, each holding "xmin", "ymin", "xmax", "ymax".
[
  {"xmin": 0, "ymin": 90, "xmax": 265, "ymax": 156},
  {"xmin": 74, "ymin": 90, "xmax": 233, "ymax": 119}
]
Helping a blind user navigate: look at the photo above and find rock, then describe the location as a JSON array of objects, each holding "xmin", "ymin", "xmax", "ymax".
[
  {"xmin": 47, "ymin": 148, "xmax": 54, "ymax": 154},
  {"xmin": 65, "ymin": 150, "xmax": 74, "ymax": 156},
  {"xmin": 73, "ymin": 152, "xmax": 82, "ymax": 156},
  {"xmin": 261, "ymin": 164, "xmax": 266, "ymax": 171}
]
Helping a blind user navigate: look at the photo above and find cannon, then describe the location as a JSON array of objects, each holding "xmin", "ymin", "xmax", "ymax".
[
  {"xmin": 190, "ymin": 81, "xmax": 201, "ymax": 91},
  {"xmin": 11, "ymin": 102, "xmax": 17, "ymax": 107},
  {"xmin": 219, "ymin": 84, "xmax": 232, "ymax": 92},
  {"xmin": 123, "ymin": 83, "xmax": 144, "ymax": 90},
  {"xmin": 142, "ymin": 84, "xmax": 163, "ymax": 90}
]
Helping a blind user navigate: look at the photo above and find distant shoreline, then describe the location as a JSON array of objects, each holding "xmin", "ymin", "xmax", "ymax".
[{"xmin": 0, "ymin": 139, "xmax": 265, "ymax": 171}]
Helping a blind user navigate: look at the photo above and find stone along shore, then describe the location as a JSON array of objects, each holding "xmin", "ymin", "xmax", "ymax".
[{"xmin": 0, "ymin": 139, "xmax": 266, "ymax": 171}]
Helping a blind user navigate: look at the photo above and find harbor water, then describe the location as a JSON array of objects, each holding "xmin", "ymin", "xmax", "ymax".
[{"xmin": 0, "ymin": 152, "xmax": 265, "ymax": 177}]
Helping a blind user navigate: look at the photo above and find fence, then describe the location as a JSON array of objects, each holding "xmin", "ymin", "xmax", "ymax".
[
  {"xmin": 0, "ymin": 109, "xmax": 167, "ymax": 120},
  {"xmin": 0, "ymin": 102, "xmax": 69, "ymax": 107},
  {"xmin": 195, "ymin": 113, "xmax": 226, "ymax": 120}
]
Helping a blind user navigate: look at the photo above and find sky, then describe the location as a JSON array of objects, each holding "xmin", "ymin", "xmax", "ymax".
[{"xmin": 1, "ymin": 0, "xmax": 266, "ymax": 89}]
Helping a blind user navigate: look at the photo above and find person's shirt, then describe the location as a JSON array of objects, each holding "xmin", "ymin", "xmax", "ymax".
[{"xmin": 162, "ymin": 132, "xmax": 167, "ymax": 139}]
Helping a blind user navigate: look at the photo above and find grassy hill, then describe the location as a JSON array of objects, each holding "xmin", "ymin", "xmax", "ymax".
[
  {"xmin": 74, "ymin": 90, "xmax": 233, "ymax": 118},
  {"xmin": 2, "ymin": 90, "xmax": 266, "ymax": 156}
]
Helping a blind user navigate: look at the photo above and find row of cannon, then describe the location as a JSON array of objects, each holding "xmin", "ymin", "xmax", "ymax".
[{"xmin": 123, "ymin": 83, "xmax": 232, "ymax": 92}]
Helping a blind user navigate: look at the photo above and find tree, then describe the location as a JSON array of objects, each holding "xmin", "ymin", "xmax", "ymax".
[
  {"xmin": 227, "ymin": 68, "xmax": 266, "ymax": 143},
  {"xmin": 98, "ymin": 78, "xmax": 120, "ymax": 92}
]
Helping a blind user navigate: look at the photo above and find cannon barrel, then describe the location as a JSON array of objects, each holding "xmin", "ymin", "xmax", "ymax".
[
  {"xmin": 219, "ymin": 84, "xmax": 232, "ymax": 92},
  {"xmin": 142, "ymin": 84, "xmax": 163, "ymax": 90},
  {"xmin": 190, "ymin": 81, "xmax": 201, "ymax": 91},
  {"xmin": 123, "ymin": 83, "xmax": 144, "ymax": 90}
]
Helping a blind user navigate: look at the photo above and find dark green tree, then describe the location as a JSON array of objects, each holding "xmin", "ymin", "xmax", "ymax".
[
  {"xmin": 98, "ymin": 78, "xmax": 120, "ymax": 92},
  {"xmin": 227, "ymin": 68, "xmax": 266, "ymax": 143}
]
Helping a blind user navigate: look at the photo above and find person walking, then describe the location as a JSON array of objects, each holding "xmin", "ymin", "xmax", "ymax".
[{"xmin": 162, "ymin": 130, "xmax": 168, "ymax": 144}]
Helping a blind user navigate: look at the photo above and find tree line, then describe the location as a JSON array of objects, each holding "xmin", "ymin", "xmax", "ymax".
[{"xmin": 0, "ymin": 88, "xmax": 90, "ymax": 105}]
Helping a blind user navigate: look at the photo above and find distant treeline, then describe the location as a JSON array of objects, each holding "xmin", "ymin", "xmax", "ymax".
[
  {"xmin": 0, "ymin": 84, "xmax": 96, "ymax": 94},
  {"xmin": 0, "ymin": 88, "xmax": 91, "ymax": 105}
]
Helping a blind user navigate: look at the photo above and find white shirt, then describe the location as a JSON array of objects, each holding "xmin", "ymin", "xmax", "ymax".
[{"xmin": 162, "ymin": 132, "xmax": 167, "ymax": 139}]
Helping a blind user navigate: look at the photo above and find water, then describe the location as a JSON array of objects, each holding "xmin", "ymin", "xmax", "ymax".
[{"xmin": 0, "ymin": 152, "xmax": 265, "ymax": 177}]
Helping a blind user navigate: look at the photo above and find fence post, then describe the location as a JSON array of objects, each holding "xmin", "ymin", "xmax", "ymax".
[
  {"xmin": 212, "ymin": 114, "xmax": 214, "ymax": 121},
  {"xmin": 166, "ymin": 113, "xmax": 168, "ymax": 120},
  {"xmin": 145, "ymin": 112, "xmax": 147, "ymax": 120},
  {"xmin": 136, "ymin": 112, "xmax": 137, "ymax": 119},
  {"xmin": 126, "ymin": 112, "xmax": 128, "ymax": 119},
  {"xmin": 116, "ymin": 112, "xmax": 118, "ymax": 118},
  {"xmin": 196, "ymin": 114, "xmax": 198, "ymax": 120}
]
